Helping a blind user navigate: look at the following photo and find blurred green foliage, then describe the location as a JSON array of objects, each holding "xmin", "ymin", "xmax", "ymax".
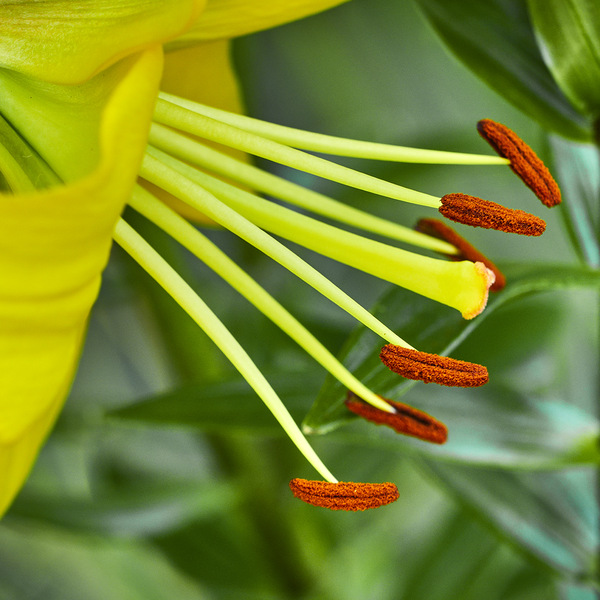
[{"xmin": 2, "ymin": 1, "xmax": 598, "ymax": 598}]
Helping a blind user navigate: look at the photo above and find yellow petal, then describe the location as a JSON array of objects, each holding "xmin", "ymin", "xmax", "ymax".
[
  {"xmin": 0, "ymin": 0, "xmax": 203, "ymax": 84},
  {"xmin": 167, "ymin": 0, "xmax": 350, "ymax": 48},
  {"xmin": 0, "ymin": 47, "xmax": 164, "ymax": 516},
  {"xmin": 163, "ymin": 39, "xmax": 243, "ymax": 113},
  {"xmin": 159, "ymin": 39, "xmax": 247, "ymax": 222}
]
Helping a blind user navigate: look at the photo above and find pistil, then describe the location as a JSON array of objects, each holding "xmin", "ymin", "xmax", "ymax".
[
  {"xmin": 142, "ymin": 148, "xmax": 494, "ymax": 319},
  {"xmin": 416, "ymin": 218, "xmax": 506, "ymax": 291}
]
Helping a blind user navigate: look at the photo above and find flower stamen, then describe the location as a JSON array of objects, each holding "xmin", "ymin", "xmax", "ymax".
[
  {"xmin": 130, "ymin": 185, "xmax": 396, "ymax": 414},
  {"xmin": 439, "ymin": 193, "xmax": 546, "ymax": 236},
  {"xmin": 379, "ymin": 344, "xmax": 489, "ymax": 387},
  {"xmin": 289, "ymin": 478, "xmax": 399, "ymax": 511},
  {"xmin": 153, "ymin": 97, "xmax": 440, "ymax": 207},
  {"xmin": 345, "ymin": 392, "xmax": 448, "ymax": 444},
  {"xmin": 112, "ymin": 218, "xmax": 338, "ymax": 484},
  {"xmin": 159, "ymin": 92, "xmax": 509, "ymax": 165},
  {"xmin": 149, "ymin": 122, "xmax": 458, "ymax": 254},
  {"xmin": 477, "ymin": 119, "xmax": 561, "ymax": 207},
  {"xmin": 416, "ymin": 218, "xmax": 506, "ymax": 291}
]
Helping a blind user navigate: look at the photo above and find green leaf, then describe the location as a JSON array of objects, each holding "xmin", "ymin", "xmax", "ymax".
[
  {"xmin": 414, "ymin": 0, "xmax": 591, "ymax": 140},
  {"xmin": 10, "ymin": 481, "xmax": 238, "ymax": 537},
  {"xmin": 108, "ymin": 370, "xmax": 320, "ymax": 434},
  {"xmin": 304, "ymin": 263, "xmax": 600, "ymax": 433},
  {"xmin": 388, "ymin": 510, "xmax": 559, "ymax": 600},
  {"xmin": 320, "ymin": 384, "xmax": 600, "ymax": 469},
  {"xmin": 419, "ymin": 460, "xmax": 598, "ymax": 581},
  {"xmin": 527, "ymin": 0, "xmax": 600, "ymax": 118},
  {"xmin": 549, "ymin": 135, "xmax": 600, "ymax": 268},
  {"xmin": 0, "ymin": 522, "xmax": 210, "ymax": 600}
]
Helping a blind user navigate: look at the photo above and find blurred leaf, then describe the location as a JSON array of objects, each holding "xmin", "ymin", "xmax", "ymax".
[
  {"xmin": 304, "ymin": 263, "xmax": 600, "ymax": 433},
  {"xmin": 10, "ymin": 481, "xmax": 238, "ymax": 538},
  {"xmin": 550, "ymin": 135, "xmax": 600, "ymax": 268},
  {"xmin": 109, "ymin": 370, "xmax": 320, "ymax": 434},
  {"xmin": 307, "ymin": 459, "xmax": 562, "ymax": 600},
  {"xmin": 414, "ymin": 0, "xmax": 591, "ymax": 139},
  {"xmin": 154, "ymin": 497, "xmax": 308, "ymax": 599},
  {"xmin": 0, "ymin": 522, "xmax": 210, "ymax": 600},
  {"xmin": 393, "ymin": 511, "xmax": 559, "ymax": 600},
  {"xmin": 322, "ymin": 384, "xmax": 600, "ymax": 469},
  {"xmin": 560, "ymin": 582, "xmax": 599, "ymax": 600},
  {"xmin": 108, "ymin": 275, "xmax": 599, "ymax": 471},
  {"xmin": 527, "ymin": 0, "xmax": 600, "ymax": 117},
  {"xmin": 420, "ymin": 460, "xmax": 599, "ymax": 582}
]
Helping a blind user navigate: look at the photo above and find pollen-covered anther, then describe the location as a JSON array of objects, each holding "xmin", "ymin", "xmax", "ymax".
[
  {"xmin": 289, "ymin": 478, "xmax": 399, "ymax": 511},
  {"xmin": 345, "ymin": 392, "xmax": 448, "ymax": 444},
  {"xmin": 380, "ymin": 344, "xmax": 488, "ymax": 387},
  {"xmin": 416, "ymin": 218, "xmax": 506, "ymax": 291},
  {"xmin": 439, "ymin": 193, "xmax": 546, "ymax": 236},
  {"xmin": 477, "ymin": 119, "xmax": 561, "ymax": 207}
]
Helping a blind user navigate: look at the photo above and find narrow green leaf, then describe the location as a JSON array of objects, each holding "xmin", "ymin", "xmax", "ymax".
[
  {"xmin": 109, "ymin": 370, "xmax": 320, "ymax": 434},
  {"xmin": 414, "ymin": 0, "xmax": 591, "ymax": 140},
  {"xmin": 110, "ymin": 362, "xmax": 600, "ymax": 470},
  {"xmin": 527, "ymin": 0, "xmax": 600, "ymax": 118},
  {"xmin": 322, "ymin": 384, "xmax": 600, "ymax": 469},
  {"xmin": 419, "ymin": 461, "xmax": 598, "ymax": 582},
  {"xmin": 304, "ymin": 263, "xmax": 600, "ymax": 433},
  {"xmin": 10, "ymin": 481, "xmax": 238, "ymax": 537},
  {"xmin": 549, "ymin": 135, "xmax": 600, "ymax": 268}
]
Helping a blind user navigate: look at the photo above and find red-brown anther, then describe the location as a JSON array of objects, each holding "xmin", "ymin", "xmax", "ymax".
[
  {"xmin": 345, "ymin": 392, "xmax": 448, "ymax": 444},
  {"xmin": 289, "ymin": 478, "xmax": 399, "ymax": 511},
  {"xmin": 416, "ymin": 218, "xmax": 506, "ymax": 291},
  {"xmin": 477, "ymin": 119, "xmax": 561, "ymax": 207},
  {"xmin": 380, "ymin": 344, "xmax": 488, "ymax": 387},
  {"xmin": 439, "ymin": 193, "xmax": 546, "ymax": 236}
]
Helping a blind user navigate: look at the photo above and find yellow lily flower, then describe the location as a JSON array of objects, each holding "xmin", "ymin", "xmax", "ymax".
[
  {"xmin": 0, "ymin": 0, "xmax": 555, "ymax": 513},
  {"xmin": 0, "ymin": 0, "xmax": 351, "ymax": 516}
]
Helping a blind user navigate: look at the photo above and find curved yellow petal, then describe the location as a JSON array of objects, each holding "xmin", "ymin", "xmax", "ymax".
[
  {"xmin": 0, "ymin": 0, "xmax": 203, "ymax": 84},
  {"xmin": 167, "ymin": 0, "xmax": 349, "ymax": 48},
  {"xmin": 0, "ymin": 47, "xmax": 164, "ymax": 516}
]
